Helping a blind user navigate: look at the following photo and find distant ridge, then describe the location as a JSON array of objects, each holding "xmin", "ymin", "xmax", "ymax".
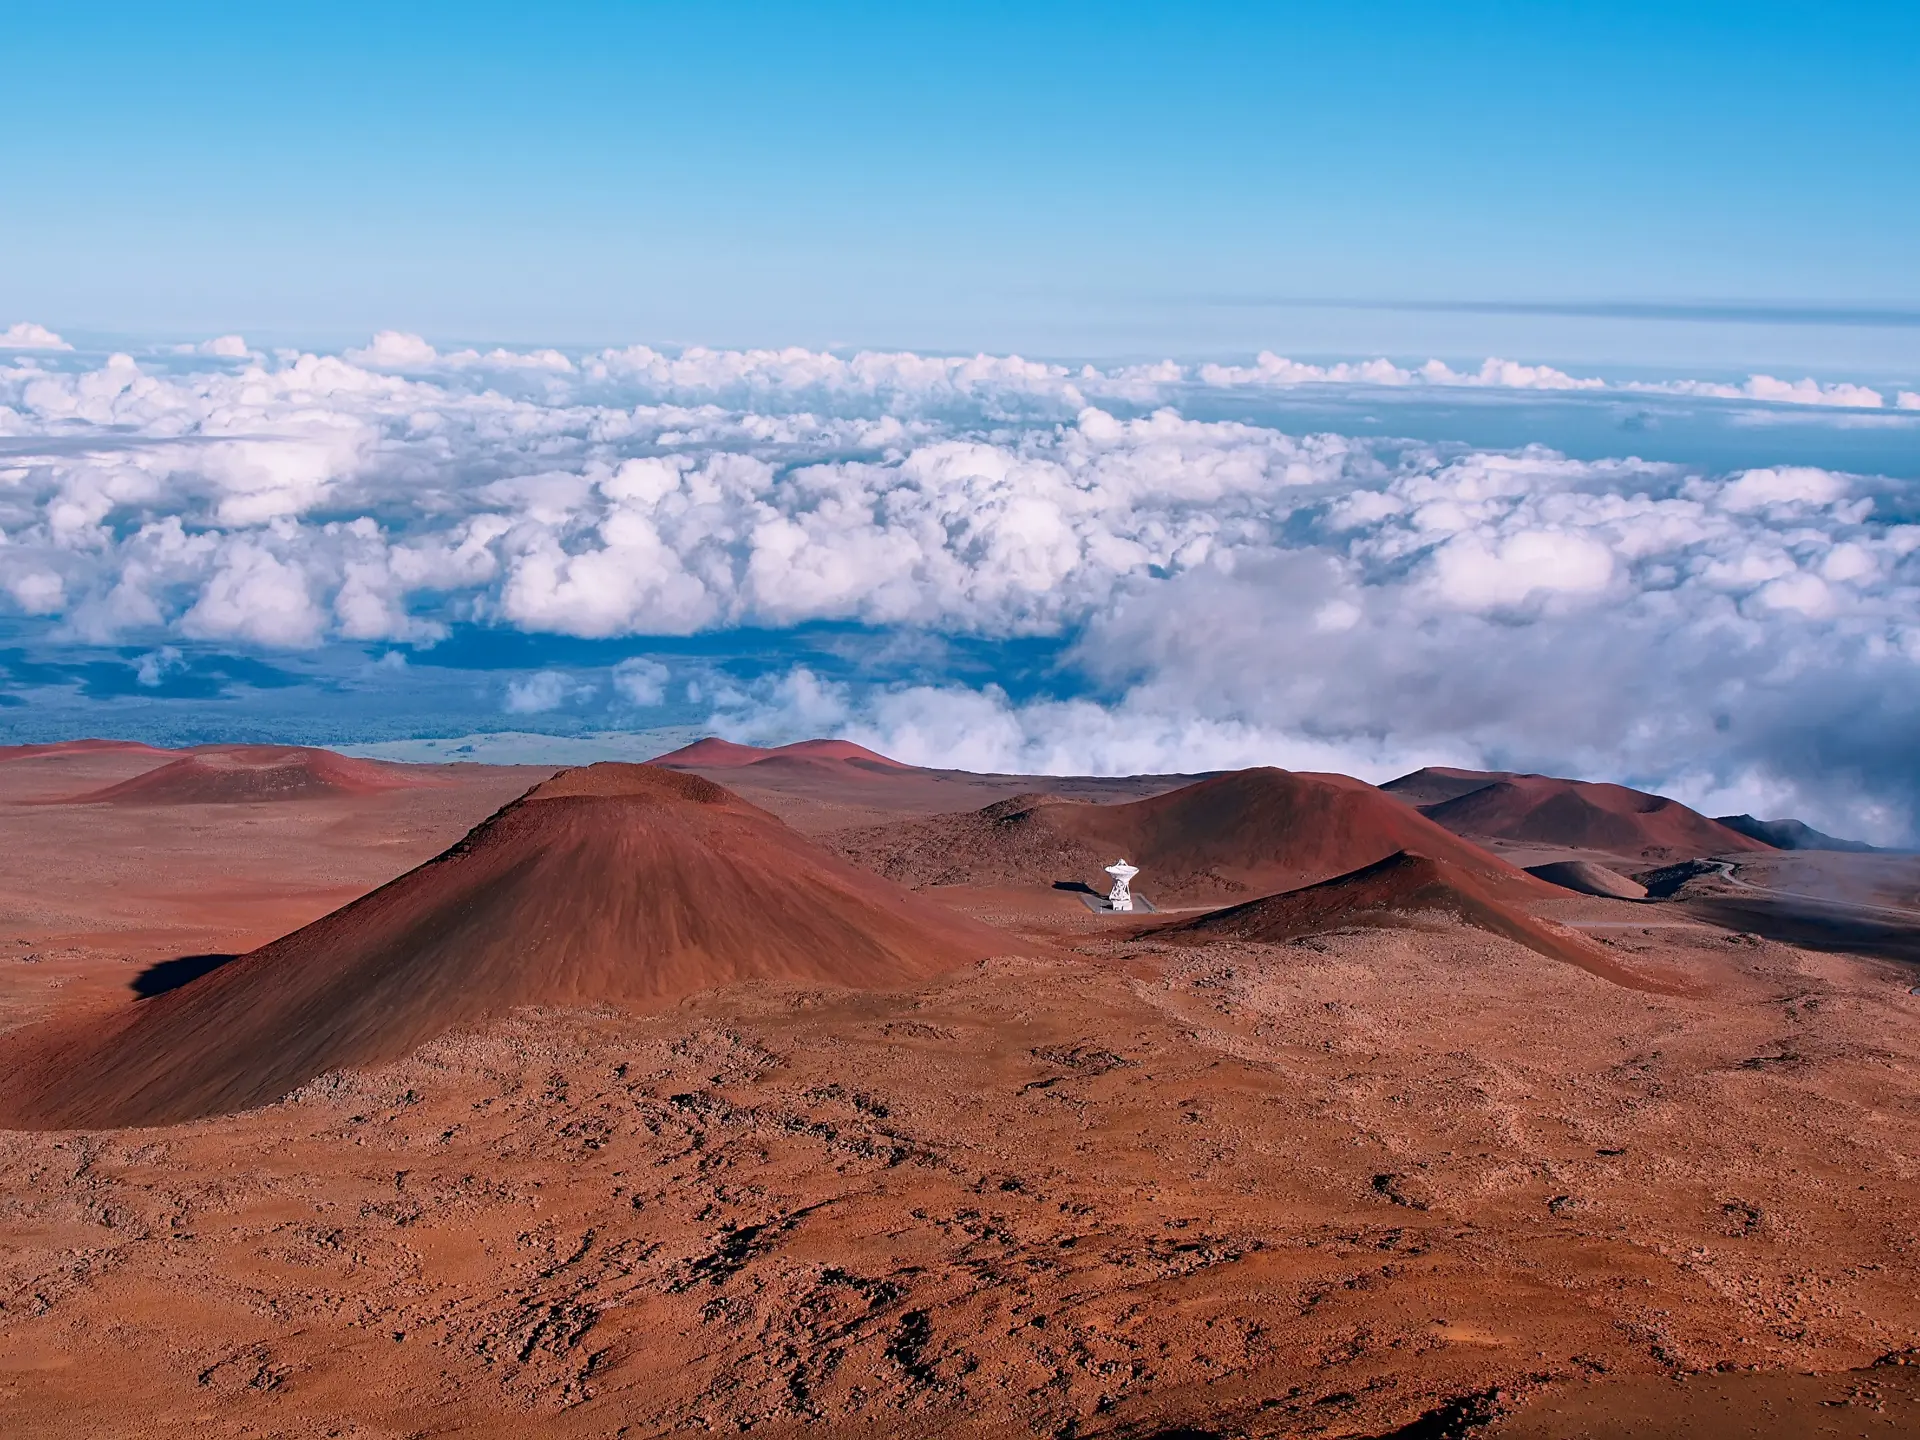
[
  {"xmin": 1714, "ymin": 814, "xmax": 1880, "ymax": 853},
  {"xmin": 56, "ymin": 745, "xmax": 426, "ymax": 805},
  {"xmin": 1385, "ymin": 767, "xmax": 1770, "ymax": 860},
  {"xmin": 0, "ymin": 738, "xmax": 171, "ymax": 764},
  {"xmin": 0, "ymin": 763, "xmax": 1008, "ymax": 1128},
  {"xmin": 653, "ymin": 736, "xmax": 911, "ymax": 772}
]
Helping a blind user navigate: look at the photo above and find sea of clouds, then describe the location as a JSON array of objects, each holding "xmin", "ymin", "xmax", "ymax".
[{"xmin": 3, "ymin": 324, "xmax": 1919, "ymax": 842}]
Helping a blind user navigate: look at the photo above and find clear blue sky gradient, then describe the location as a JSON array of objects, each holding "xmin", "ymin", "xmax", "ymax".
[{"xmin": 4, "ymin": 1, "xmax": 1917, "ymax": 358}]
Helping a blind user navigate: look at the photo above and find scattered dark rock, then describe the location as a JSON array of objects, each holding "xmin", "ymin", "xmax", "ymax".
[{"xmin": 1362, "ymin": 1387, "xmax": 1504, "ymax": 1439}]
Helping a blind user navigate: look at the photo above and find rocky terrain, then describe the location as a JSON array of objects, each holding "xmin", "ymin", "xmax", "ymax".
[{"xmin": 0, "ymin": 741, "xmax": 1915, "ymax": 1438}]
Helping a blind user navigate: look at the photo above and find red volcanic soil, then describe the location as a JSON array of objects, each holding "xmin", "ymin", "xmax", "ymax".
[
  {"xmin": 834, "ymin": 767, "xmax": 1552, "ymax": 904},
  {"xmin": 55, "ymin": 744, "xmax": 426, "ymax": 805},
  {"xmin": 3, "ymin": 749, "xmax": 1919, "ymax": 1436},
  {"xmin": 1412, "ymin": 772, "xmax": 1772, "ymax": 860},
  {"xmin": 0, "ymin": 764, "xmax": 1011, "ymax": 1128},
  {"xmin": 1152, "ymin": 850, "xmax": 1641, "ymax": 984},
  {"xmin": 654, "ymin": 735, "xmax": 910, "ymax": 771}
]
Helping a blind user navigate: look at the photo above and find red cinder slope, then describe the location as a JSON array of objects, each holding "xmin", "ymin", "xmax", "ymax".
[
  {"xmin": 835, "ymin": 767, "xmax": 1552, "ymax": 903},
  {"xmin": 1417, "ymin": 775, "xmax": 1773, "ymax": 860},
  {"xmin": 0, "ymin": 764, "xmax": 1010, "ymax": 1129},
  {"xmin": 58, "ymin": 745, "xmax": 426, "ymax": 804},
  {"xmin": 1154, "ymin": 850, "xmax": 1665, "ymax": 989}
]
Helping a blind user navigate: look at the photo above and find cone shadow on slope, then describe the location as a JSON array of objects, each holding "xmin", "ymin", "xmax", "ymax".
[
  {"xmin": 1151, "ymin": 851, "xmax": 1684, "ymax": 993},
  {"xmin": 0, "ymin": 764, "xmax": 1013, "ymax": 1129}
]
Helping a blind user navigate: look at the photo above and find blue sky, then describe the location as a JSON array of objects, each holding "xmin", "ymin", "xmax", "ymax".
[{"xmin": 4, "ymin": 1, "xmax": 1917, "ymax": 363}]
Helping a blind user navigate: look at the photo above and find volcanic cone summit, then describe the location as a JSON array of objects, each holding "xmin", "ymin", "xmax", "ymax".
[{"xmin": 1, "ymin": 762, "xmax": 1009, "ymax": 1128}]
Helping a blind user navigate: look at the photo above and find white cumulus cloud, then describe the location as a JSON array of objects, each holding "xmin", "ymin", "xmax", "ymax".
[
  {"xmin": 0, "ymin": 335, "xmax": 1916, "ymax": 841},
  {"xmin": 0, "ymin": 322, "xmax": 71, "ymax": 351},
  {"xmin": 611, "ymin": 656, "xmax": 671, "ymax": 707},
  {"xmin": 504, "ymin": 670, "xmax": 596, "ymax": 714}
]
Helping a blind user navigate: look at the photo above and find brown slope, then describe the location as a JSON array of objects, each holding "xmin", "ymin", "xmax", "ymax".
[
  {"xmin": 833, "ymin": 767, "xmax": 1553, "ymax": 904},
  {"xmin": 1152, "ymin": 850, "xmax": 1664, "ymax": 990},
  {"xmin": 0, "ymin": 763, "xmax": 1011, "ymax": 1129},
  {"xmin": 57, "ymin": 744, "xmax": 427, "ymax": 804},
  {"xmin": 1420, "ymin": 775, "xmax": 1773, "ymax": 860}
]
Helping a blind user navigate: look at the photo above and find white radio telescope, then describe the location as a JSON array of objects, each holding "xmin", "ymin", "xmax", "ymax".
[{"xmin": 1104, "ymin": 859, "xmax": 1140, "ymax": 913}]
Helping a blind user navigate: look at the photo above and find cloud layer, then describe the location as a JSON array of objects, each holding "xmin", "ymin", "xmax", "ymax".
[{"xmin": 3, "ymin": 330, "xmax": 1919, "ymax": 841}]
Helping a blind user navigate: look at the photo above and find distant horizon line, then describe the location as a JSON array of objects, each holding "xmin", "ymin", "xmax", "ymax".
[{"xmin": 1177, "ymin": 297, "xmax": 1920, "ymax": 328}]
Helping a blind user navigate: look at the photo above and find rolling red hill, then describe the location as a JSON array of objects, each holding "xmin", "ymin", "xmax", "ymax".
[
  {"xmin": 1385, "ymin": 767, "xmax": 1772, "ymax": 860},
  {"xmin": 1, "ymin": 763, "xmax": 1011, "ymax": 1128},
  {"xmin": 58, "ymin": 744, "xmax": 426, "ymax": 804},
  {"xmin": 833, "ymin": 767, "xmax": 1552, "ymax": 903},
  {"xmin": 0, "ymin": 738, "xmax": 171, "ymax": 764},
  {"xmin": 1148, "ymin": 850, "xmax": 1658, "ymax": 988}
]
